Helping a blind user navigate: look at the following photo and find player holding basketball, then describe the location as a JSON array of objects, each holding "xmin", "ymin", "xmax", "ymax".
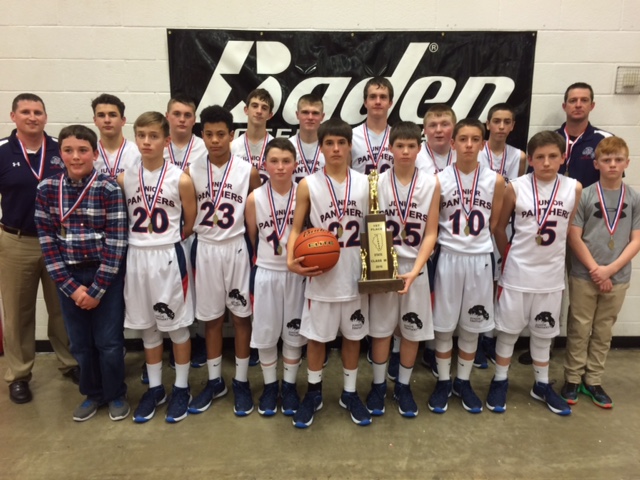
[
  {"xmin": 245, "ymin": 138, "xmax": 306, "ymax": 416},
  {"xmin": 187, "ymin": 106, "xmax": 262, "ymax": 417},
  {"xmin": 428, "ymin": 118, "xmax": 505, "ymax": 414},
  {"xmin": 487, "ymin": 131, "xmax": 581, "ymax": 416},
  {"xmin": 287, "ymin": 118, "xmax": 371, "ymax": 428},
  {"xmin": 366, "ymin": 122, "xmax": 440, "ymax": 418}
]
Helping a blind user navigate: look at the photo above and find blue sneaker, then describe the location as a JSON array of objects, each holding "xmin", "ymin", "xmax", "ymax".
[
  {"xmin": 486, "ymin": 378, "xmax": 509, "ymax": 413},
  {"xmin": 531, "ymin": 381, "xmax": 571, "ymax": 416},
  {"xmin": 339, "ymin": 391, "xmax": 372, "ymax": 426},
  {"xmin": 258, "ymin": 381, "xmax": 279, "ymax": 416},
  {"xmin": 281, "ymin": 381, "xmax": 300, "ymax": 416},
  {"xmin": 421, "ymin": 348, "xmax": 438, "ymax": 378},
  {"xmin": 165, "ymin": 385, "xmax": 191, "ymax": 423},
  {"xmin": 365, "ymin": 381, "xmax": 387, "ymax": 416},
  {"xmin": 133, "ymin": 385, "xmax": 167, "ymax": 423},
  {"xmin": 387, "ymin": 352, "xmax": 400, "ymax": 382},
  {"xmin": 481, "ymin": 335, "xmax": 497, "ymax": 364},
  {"xmin": 473, "ymin": 338, "xmax": 488, "ymax": 369},
  {"xmin": 188, "ymin": 377, "xmax": 227, "ymax": 414},
  {"xmin": 452, "ymin": 378, "xmax": 483, "ymax": 413},
  {"xmin": 140, "ymin": 362, "xmax": 149, "ymax": 385},
  {"xmin": 394, "ymin": 382, "xmax": 418, "ymax": 418},
  {"xmin": 249, "ymin": 348, "xmax": 260, "ymax": 367},
  {"xmin": 232, "ymin": 379, "xmax": 254, "ymax": 416},
  {"xmin": 190, "ymin": 334, "xmax": 207, "ymax": 368},
  {"xmin": 428, "ymin": 379, "xmax": 452, "ymax": 414},
  {"xmin": 293, "ymin": 390, "xmax": 323, "ymax": 428}
]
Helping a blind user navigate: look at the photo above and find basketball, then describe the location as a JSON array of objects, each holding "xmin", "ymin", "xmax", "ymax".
[{"xmin": 293, "ymin": 228, "xmax": 341, "ymax": 271}]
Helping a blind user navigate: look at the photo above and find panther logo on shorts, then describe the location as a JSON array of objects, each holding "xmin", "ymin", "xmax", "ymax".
[
  {"xmin": 286, "ymin": 318, "xmax": 301, "ymax": 335},
  {"xmin": 402, "ymin": 312, "xmax": 423, "ymax": 330},
  {"xmin": 350, "ymin": 309, "xmax": 365, "ymax": 329},
  {"xmin": 229, "ymin": 289, "xmax": 247, "ymax": 307},
  {"xmin": 153, "ymin": 302, "xmax": 175, "ymax": 322},
  {"xmin": 468, "ymin": 305, "xmax": 489, "ymax": 322},
  {"xmin": 534, "ymin": 311, "xmax": 555, "ymax": 328}
]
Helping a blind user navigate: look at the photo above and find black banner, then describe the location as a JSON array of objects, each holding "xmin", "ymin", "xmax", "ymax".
[{"xmin": 167, "ymin": 30, "xmax": 536, "ymax": 150}]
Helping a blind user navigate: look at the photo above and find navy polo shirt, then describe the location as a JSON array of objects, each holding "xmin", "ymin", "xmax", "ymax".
[{"xmin": 556, "ymin": 122, "xmax": 613, "ymax": 188}]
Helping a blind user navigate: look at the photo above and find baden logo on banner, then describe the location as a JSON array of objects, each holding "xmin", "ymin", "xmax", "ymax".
[{"xmin": 168, "ymin": 30, "xmax": 536, "ymax": 150}]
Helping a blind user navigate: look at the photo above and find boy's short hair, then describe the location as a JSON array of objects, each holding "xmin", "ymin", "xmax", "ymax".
[
  {"xmin": 390, "ymin": 121, "xmax": 422, "ymax": 145},
  {"xmin": 265, "ymin": 137, "xmax": 296, "ymax": 160},
  {"xmin": 58, "ymin": 124, "xmax": 98, "ymax": 151},
  {"xmin": 91, "ymin": 93, "xmax": 126, "ymax": 117},
  {"xmin": 12, "ymin": 93, "xmax": 46, "ymax": 112},
  {"xmin": 297, "ymin": 93, "xmax": 324, "ymax": 110},
  {"xmin": 453, "ymin": 118, "xmax": 485, "ymax": 139},
  {"xmin": 318, "ymin": 119, "xmax": 352, "ymax": 144},
  {"xmin": 487, "ymin": 103, "xmax": 516, "ymax": 122},
  {"xmin": 363, "ymin": 77, "xmax": 394, "ymax": 102},
  {"xmin": 424, "ymin": 104, "xmax": 457, "ymax": 124},
  {"xmin": 134, "ymin": 111, "xmax": 170, "ymax": 137},
  {"xmin": 246, "ymin": 88, "xmax": 274, "ymax": 113},
  {"xmin": 564, "ymin": 82, "xmax": 594, "ymax": 102},
  {"xmin": 200, "ymin": 105, "xmax": 234, "ymax": 132},
  {"xmin": 167, "ymin": 95, "xmax": 196, "ymax": 113},
  {"xmin": 527, "ymin": 131, "xmax": 565, "ymax": 157},
  {"xmin": 595, "ymin": 136, "xmax": 628, "ymax": 158}
]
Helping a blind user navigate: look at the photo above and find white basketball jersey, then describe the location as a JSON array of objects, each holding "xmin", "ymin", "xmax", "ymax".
[
  {"xmin": 305, "ymin": 169, "xmax": 369, "ymax": 301},
  {"xmin": 191, "ymin": 154, "xmax": 252, "ymax": 242},
  {"xmin": 95, "ymin": 139, "xmax": 140, "ymax": 178},
  {"xmin": 500, "ymin": 173, "xmax": 577, "ymax": 293},
  {"xmin": 437, "ymin": 164, "xmax": 497, "ymax": 254},
  {"xmin": 378, "ymin": 168, "xmax": 437, "ymax": 259},
  {"xmin": 289, "ymin": 134, "xmax": 325, "ymax": 183},
  {"xmin": 478, "ymin": 144, "xmax": 522, "ymax": 184},
  {"xmin": 231, "ymin": 132, "xmax": 274, "ymax": 184},
  {"xmin": 163, "ymin": 135, "xmax": 207, "ymax": 171},
  {"xmin": 416, "ymin": 142, "xmax": 457, "ymax": 175},
  {"xmin": 351, "ymin": 124, "xmax": 393, "ymax": 175},
  {"xmin": 254, "ymin": 182, "xmax": 296, "ymax": 271},
  {"xmin": 123, "ymin": 161, "xmax": 183, "ymax": 247}
]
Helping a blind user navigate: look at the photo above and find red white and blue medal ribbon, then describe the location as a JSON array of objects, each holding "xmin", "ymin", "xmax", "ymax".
[
  {"xmin": 58, "ymin": 171, "xmax": 98, "ymax": 236},
  {"xmin": 267, "ymin": 181, "xmax": 296, "ymax": 255},
  {"xmin": 206, "ymin": 155, "xmax": 233, "ymax": 227},
  {"xmin": 596, "ymin": 181, "xmax": 626, "ymax": 250},
  {"xmin": 168, "ymin": 135, "xmax": 195, "ymax": 171},
  {"xmin": 324, "ymin": 168, "xmax": 351, "ymax": 238},
  {"xmin": 563, "ymin": 127, "xmax": 585, "ymax": 175},
  {"xmin": 363, "ymin": 125, "xmax": 390, "ymax": 171},
  {"xmin": 391, "ymin": 167, "xmax": 418, "ymax": 240},
  {"xmin": 453, "ymin": 165, "xmax": 480, "ymax": 235},
  {"xmin": 98, "ymin": 139, "xmax": 125, "ymax": 178},
  {"xmin": 485, "ymin": 144, "xmax": 507, "ymax": 176},
  {"xmin": 296, "ymin": 135, "xmax": 320, "ymax": 175},
  {"xmin": 425, "ymin": 143, "xmax": 452, "ymax": 174},
  {"xmin": 138, "ymin": 161, "xmax": 169, "ymax": 233},
  {"xmin": 17, "ymin": 137, "xmax": 46, "ymax": 181},
  {"xmin": 531, "ymin": 175, "xmax": 560, "ymax": 244},
  {"xmin": 244, "ymin": 132, "xmax": 269, "ymax": 172}
]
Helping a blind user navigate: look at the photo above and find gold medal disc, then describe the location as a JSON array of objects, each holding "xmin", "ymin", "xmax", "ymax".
[
  {"xmin": 608, "ymin": 239, "xmax": 615, "ymax": 250},
  {"xmin": 535, "ymin": 235, "xmax": 542, "ymax": 245},
  {"xmin": 148, "ymin": 223, "xmax": 153, "ymax": 233},
  {"xmin": 213, "ymin": 214, "xmax": 219, "ymax": 225},
  {"xmin": 276, "ymin": 244, "xmax": 283, "ymax": 256},
  {"xmin": 337, "ymin": 226, "xmax": 343, "ymax": 238},
  {"xmin": 60, "ymin": 226, "xmax": 66, "ymax": 237},
  {"xmin": 464, "ymin": 225, "xmax": 470, "ymax": 236},
  {"xmin": 401, "ymin": 228, "xmax": 407, "ymax": 240}
]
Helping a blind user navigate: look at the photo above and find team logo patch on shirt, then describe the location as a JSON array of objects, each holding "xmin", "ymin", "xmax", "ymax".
[
  {"xmin": 468, "ymin": 305, "xmax": 489, "ymax": 322},
  {"xmin": 535, "ymin": 311, "xmax": 555, "ymax": 328},
  {"xmin": 350, "ymin": 309, "xmax": 365, "ymax": 329},
  {"xmin": 582, "ymin": 147, "xmax": 595, "ymax": 159},
  {"xmin": 153, "ymin": 302, "xmax": 175, "ymax": 322},
  {"xmin": 229, "ymin": 289, "xmax": 247, "ymax": 307},
  {"xmin": 50, "ymin": 156, "xmax": 63, "ymax": 168},
  {"xmin": 402, "ymin": 312, "xmax": 423, "ymax": 330}
]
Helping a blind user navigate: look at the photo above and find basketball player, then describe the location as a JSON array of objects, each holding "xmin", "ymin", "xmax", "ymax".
[
  {"xmin": 91, "ymin": 93, "xmax": 140, "ymax": 178},
  {"xmin": 487, "ymin": 131, "xmax": 581, "ymax": 416},
  {"xmin": 117, "ymin": 112, "xmax": 197, "ymax": 423},
  {"xmin": 245, "ymin": 138, "xmax": 306, "ymax": 416},
  {"xmin": 428, "ymin": 119, "xmax": 505, "ymax": 414},
  {"xmin": 287, "ymin": 118, "xmax": 371, "ymax": 428},
  {"xmin": 351, "ymin": 77, "xmax": 394, "ymax": 175},
  {"xmin": 187, "ymin": 106, "xmax": 261, "ymax": 417},
  {"xmin": 290, "ymin": 94, "xmax": 325, "ymax": 183},
  {"xmin": 230, "ymin": 88, "xmax": 275, "ymax": 184},
  {"xmin": 366, "ymin": 122, "xmax": 440, "ymax": 418}
]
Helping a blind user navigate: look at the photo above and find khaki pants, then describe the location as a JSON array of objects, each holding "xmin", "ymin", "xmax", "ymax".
[
  {"xmin": 0, "ymin": 230, "xmax": 76, "ymax": 383},
  {"xmin": 564, "ymin": 276, "xmax": 628, "ymax": 385}
]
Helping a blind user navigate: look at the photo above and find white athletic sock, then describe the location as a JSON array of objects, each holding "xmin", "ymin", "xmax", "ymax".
[
  {"xmin": 147, "ymin": 362, "xmax": 162, "ymax": 389},
  {"xmin": 343, "ymin": 367, "xmax": 358, "ymax": 393},
  {"xmin": 235, "ymin": 356, "xmax": 249, "ymax": 382},
  {"xmin": 436, "ymin": 356, "xmax": 451, "ymax": 381},
  {"xmin": 308, "ymin": 369, "xmax": 323, "ymax": 385},
  {"xmin": 494, "ymin": 363, "xmax": 509, "ymax": 381},
  {"xmin": 283, "ymin": 361, "xmax": 300, "ymax": 384},
  {"xmin": 372, "ymin": 361, "xmax": 387, "ymax": 385},
  {"xmin": 261, "ymin": 362, "xmax": 278, "ymax": 385},
  {"xmin": 392, "ymin": 335, "xmax": 401, "ymax": 353},
  {"xmin": 456, "ymin": 357, "xmax": 473, "ymax": 381},
  {"xmin": 174, "ymin": 362, "xmax": 189, "ymax": 389},
  {"xmin": 397, "ymin": 365, "xmax": 413, "ymax": 385},
  {"xmin": 533, "ymin": 364, "xmax": 549, "ymax": 384},
  {"xmin": 206, "ymin": 356, "xmax": 222, "ymax": 381}
]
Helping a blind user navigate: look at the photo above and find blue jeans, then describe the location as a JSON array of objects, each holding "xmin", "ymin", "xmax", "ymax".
[{"xmin": 57, "ymin": 266, "xmax": 126, "ymax": 403}]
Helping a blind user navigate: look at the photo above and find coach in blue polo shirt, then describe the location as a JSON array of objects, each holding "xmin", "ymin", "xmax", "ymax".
[{"xmin": 0, "ymin": 93, "xmax": 78, "ymax": 404}]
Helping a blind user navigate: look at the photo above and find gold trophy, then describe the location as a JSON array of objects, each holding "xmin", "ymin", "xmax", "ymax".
[{"xmin": 358, "ymin": 170, "xmax": 404, "ymax": 294}]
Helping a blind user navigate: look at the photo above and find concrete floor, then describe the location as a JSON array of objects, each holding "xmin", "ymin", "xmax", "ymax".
[{"xmin": 0, "ymin": 348, "xmax": 639, "ymax": 480}]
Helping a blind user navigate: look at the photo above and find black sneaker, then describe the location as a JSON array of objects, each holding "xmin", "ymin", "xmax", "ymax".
[
  {"xmin": 560, "ymin": 381, "xmax": 580, "ymax": 405},
  {"xmin": 579, "ymin": 383, "xmax": 613, "ymax": 409}
]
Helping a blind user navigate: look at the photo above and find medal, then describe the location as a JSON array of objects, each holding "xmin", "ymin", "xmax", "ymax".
[
  {"xmin": 337, "ymin": 226, "xmax": 344, "ymax": 238},
  {"xmin": 296, "ymin": 135, "xmax": 321, "ymax": 176},
  {"xmin": 168, "ymin": 135, "xmax": 195, "ymax": 171},
  {"xmin": 267, "ymin": 181, "xmax": 296, "ymax": 256},
  {"xmin": 390, "ymin": 167, "xmax": 419, "ymax": 243},
  {"xmin": 531, "ymin": 174, "xmax": 560, "ymax": 246},
  {"xmin": 60, "ymin": 225, "xmax": 66, "ymax": 237},
  {"xmin": 425, "ymin": 143, "xmax": 453, "ymax": 174},
  {"xmin": 536, "ymin": 235, "xmax": 542, "ymax": 245},
  {"xmin": 17, "ymin": 137, "xmax": 46, "ymax": 181},
  {"xmin": 244, "ymin": 132, "xmax": 269, "ymax": 173},
  {"xmin": 58, "ymin": 171, "xmax": 98, "ymax": 239},
  {"xmin": 608, "ymin": 238, "xmax": 615, "ymax": 250},
  {"xmin": 324, "ymin": 169, "xmax": 351, "ymax": 239},
  {"xmin": 206, "ymin": 155, "xmax": 233, "ymax": 228},
  {"xmin": 276, "ymin": 244, "xmax": 283, "ymax": 256},
  {"xmin": 596, "ymin": 181, "xmax": 625, "ymax": 254},
  {"xmin": 139, "ymin": 161, "xmax": 168, "ymax": 234},
  {"xmin": 148, "ymin": 223, "xmax": 153, "ymax": 233},
  {"xmin": 452, "ymin": 164, "xmax": 480, "ymax": 237},
  {"xmin": 401, "ymin": 228, "xmax": 407, "ymax": 240},
  {"xmin": 98, "ymin": 138, "xmax": 126, "ymax": 177},
  {"xmin": 212, "ymin": 214, "xmax": 219, "ymax": 225},
  {"xmin": 363, "ymin": 124, "xmax": 391, "ymax": 172},
  {"xmin": 464, "ymin": 225, "xmax": 470, "ymax": 236}
]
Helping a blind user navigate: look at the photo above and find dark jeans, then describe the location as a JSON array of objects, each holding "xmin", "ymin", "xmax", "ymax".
[{"xmin": 57, "ymin": 266, "xmax": 126, "ymax": 403}]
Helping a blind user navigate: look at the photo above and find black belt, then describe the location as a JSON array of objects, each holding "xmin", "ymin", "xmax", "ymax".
[
  {"xmin": 0, "ymin": 224, "xmax": 38, "ymax": 238},
  {"xmin": 69, "ymin": 261, "xmax": 101, "ymax": 269}
]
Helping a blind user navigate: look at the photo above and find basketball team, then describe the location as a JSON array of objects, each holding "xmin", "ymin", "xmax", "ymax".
[{"xmin": 0, "ymin": 78, "xmax": 637, "ymax": 429}]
